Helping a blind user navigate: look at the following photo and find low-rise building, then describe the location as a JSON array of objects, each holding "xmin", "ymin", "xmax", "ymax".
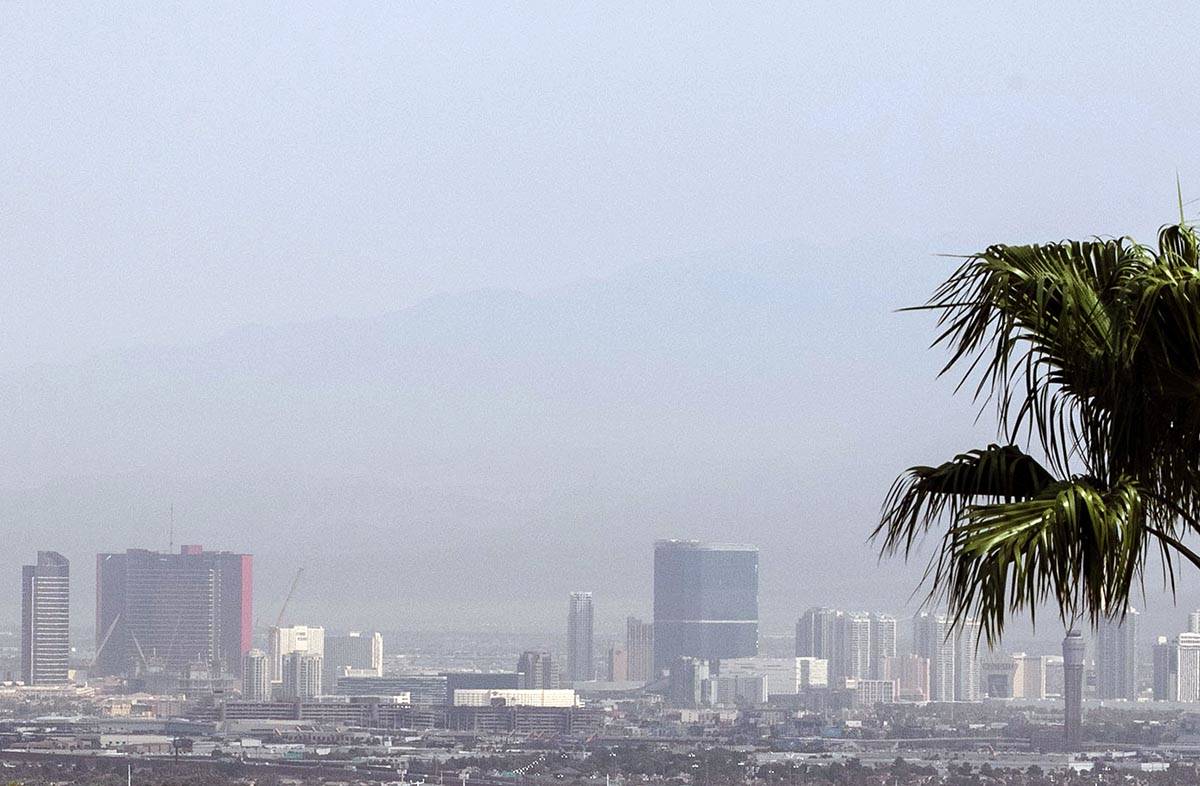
[{"xmin": 452, "ymin": 688, "xmax": 578, "ymax": 707}]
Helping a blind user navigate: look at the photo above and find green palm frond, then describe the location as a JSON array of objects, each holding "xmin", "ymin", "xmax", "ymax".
[
  {"xmin": 880, "ymin": 220, "xmax": 1200, "ymax": 642},
  {"xmin": 876, "ymin": 444, "xmax": 1056, "ymax": 558},
  {"xmin": 937, "ymin": 477, "xmax": 1144, "ymax": 646},
  {"xmin": 919, "ymin": 239, "xmax": 1148, "ymax": 476}
]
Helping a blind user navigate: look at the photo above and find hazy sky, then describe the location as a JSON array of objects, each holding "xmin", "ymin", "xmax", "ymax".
[
  {"xmin": 6, "ymin": 2, "xmax": 1200, "ymax": 366},
  {"xmin": 5, "ymin": 3, "xmax": 1200, "ymax": 646}
]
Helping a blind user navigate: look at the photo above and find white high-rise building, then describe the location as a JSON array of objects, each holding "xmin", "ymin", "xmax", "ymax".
[
  {"xmin": 281, "ymin": 651, "xmax": 323, "ymax": 699},
  {"xmin": 1011, "ymin": 653, "xmax": 1047, "ymax": 699},
  {"xmin": 625, "ymin": 617, "xmax": 654, "ymax": 683},
  {"xmin": 841, "ymin": 612, "xmax": 872, "ymax": 683},
  {"xmin": 1097, "ymin": 609, "xmax": 1139, "ymax": 700},
  {"xmin": 798, "ymin": 608, "xmax": 898, "ymax": 687},
  {"xmin": 1189, "ymin": 610, "xmax": 1200, "ymax": 634},
  {"xmin": 21, "ymin": 552, "xmax": 70, "ymax": 686},
  {"xmin": 870, "ymin": 614, "xmax": 897, "ymax": 679},
  {"xmin": 242, "ymin": 649, "xmax": 270, "ymax": 701},
  {"xmin": 567, "ymin": 592, "xmax": 594, "ymax": 684},
  {"xmin": 268, "ymin": 625, "xmax": 325, "ymax": 686},
  {"xmin": 955, "ymin": 618, "xmax": 982, "ymax": 701},
  {"xmin": 913, "ymin": 612, "xmax": 956, "ymax": 702},
  {"xmin": 1175, "ymin": 633, "xmax": 1200, "ymax": 703}
]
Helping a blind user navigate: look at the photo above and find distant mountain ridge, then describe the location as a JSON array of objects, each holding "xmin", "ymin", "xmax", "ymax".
[{"xmin": 0, "ymin": 241, "xmax": 978, "ymax": 632}]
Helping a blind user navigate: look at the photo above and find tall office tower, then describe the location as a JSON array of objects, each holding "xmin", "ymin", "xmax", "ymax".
[
  {"xmin": 606, "ymin": 644, "xmax": 628, "ymax": 681},
  {"xmin": 324, "ymin": 631, "xmax": 383, "ymax": 689},
  {"xmin": 1174, "ymin": 633, "xmax": 1200, "ymax": 702},
  {"xmin": 94, "ymin": 546, "xmax": 252, "ymax": 677},
  {"xmin": 242, "ymin": 649, "xmax": 270, "ymax": 701},
  {"xmin": 1096, "ymin": 608, "xmax": 1139, "ymax": 700},
  {"xmin": 912, "ymin": 612, "xmax": 956, "ymax": 701},
  {"xmin": 516, "ymin": 650, "xmax": 560, "ymax": 689},
  {"xmin": 667, "ymin": 657, "xmax": 710, "ymax": 708},
  {"xmin": 567, "ymin": 592, "xmax": 595, "ymax": 683},
  {"xmin": 796, "ymin": 607, "xmax": 841, "ymax": 661},
  {"xmin": 281, "ymin": 652, "xmax": 323, "ymax": 699},
  {"xmin": 1011, "ymin": 653, "xmax": 1047, "ymax": 699},
  {"xmin": 840, "ymin": 612, "xmax": 872, "ymax": 682},
  {"xmin": 268, "ymin": 625, "xmax": 325, "ymax": 685},
  {"xmin": 1152, "ymin": 636, "xmax": 1174, "ymax": 701},
  {"xmin": 1043, "ymin": 656, "xmax": 1065, "ymax": 697},
  {"xmin": 625, "ymin": 617, "xmax": 654, "ymax": 682},
  {"xmin": 653, "ymin": 541, "xmax": 758, "ymax": 671},
  {"xmin": 21, "ymin": 552, "xmax": 70, "ymax": 685},
  {"xmin": 1063, "ymin": 630, "xmax": 1085, "ymax": 751},
  {"xmin": 955, "ymin": 618, "xmax": 982, "ymax": 701},
  {"xmin": 1189, "ymin": 610, "xmax": 1200, "ymax": 634},
  {"xmin": 797, "ymin": 607, "xmax": 849, "ymax": 682},
  {"xmin": 883, "ymin": 654, "xmax": 930, "ymax": 702},
  {"xmin": 869, "ymin": 614, "xmax": 897, "ymax": 679}
]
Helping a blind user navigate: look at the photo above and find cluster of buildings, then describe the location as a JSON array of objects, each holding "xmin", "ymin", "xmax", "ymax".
[
  {"xmin": 242, "ymin": 625, "xmax": 383, "ymax": 701},
  {"xmin": 1150, "ymin": 611, "xmax": 1200, "ymax": 702},
  {"xmin": 19, "ymin": 537, "xmax": 1200, "ymax": 757},
  {"xmin": 553, "ymin": 541, "xmax": 759, "ymax": 685}
]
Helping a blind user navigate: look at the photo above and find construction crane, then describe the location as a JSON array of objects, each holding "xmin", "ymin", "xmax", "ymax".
[
  {"xmin": 275, "ymin": 567, "xmax": 304, "ymax": 627},
  {"xmin": 90, "ymin": 613, "xmax": 122, "ymax": 670},
  {"xmin": 130, "ymin": 632, "xmax": 150, "ymax": 672}
]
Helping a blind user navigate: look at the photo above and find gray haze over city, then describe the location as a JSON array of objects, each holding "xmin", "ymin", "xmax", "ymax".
[{"xmin": 5, "ymin": 2, "xmax": 1200, "ymax": 644}]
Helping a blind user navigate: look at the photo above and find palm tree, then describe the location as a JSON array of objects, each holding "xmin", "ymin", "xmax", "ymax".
[{"xmin": 875, "ymin": 220, "xmax": 1200, "ymax": 644}]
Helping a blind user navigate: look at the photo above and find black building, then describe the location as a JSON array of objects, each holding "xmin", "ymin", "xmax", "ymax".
[
  {"xmin": 653, "ymin": 540, "xmax": 758, "ymax": 672},
  {"xmin": 94, "ymin": 546, "xmax": 252, "ymax": 678}
]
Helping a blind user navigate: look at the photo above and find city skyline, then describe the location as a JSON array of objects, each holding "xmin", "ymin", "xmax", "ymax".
[
  {"xmin": 21, "ymin": 537, "xmax": 1200, "ymax": 714},
  {"xmin": 12, "ymin": 539, "xmax": 1200, "ymax": 653},
  {"xmin": 7, "ymin": 4, "xmax": 1200, "ymax": 779}
]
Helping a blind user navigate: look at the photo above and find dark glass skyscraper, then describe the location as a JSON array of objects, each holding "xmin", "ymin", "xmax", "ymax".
[
  {"xmin": 653, "ymin": 540, "xmax": 758, "ymax": 672},
  {"xmin": 21, "ymin": 551, "xmax": 70, "ymax": 685},
  {"xmin": 95, "ymin": 546, "xmax": 252, "ymax": 677}
]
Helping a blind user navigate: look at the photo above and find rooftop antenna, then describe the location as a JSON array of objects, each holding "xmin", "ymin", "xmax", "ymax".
[{"xmin": 169, "ymin": 504, "xmax": 174, "ymax": 553}]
